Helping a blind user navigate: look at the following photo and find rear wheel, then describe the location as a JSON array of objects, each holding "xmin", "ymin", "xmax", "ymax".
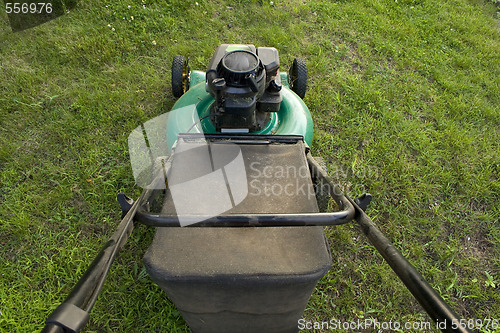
[
  {"xmin": 172, "ymin": 56, "xmax": 190, "ymax": 98},
  {"xmin": 289, "ymin": 58, "xmax": 307, "ymax": 99}
]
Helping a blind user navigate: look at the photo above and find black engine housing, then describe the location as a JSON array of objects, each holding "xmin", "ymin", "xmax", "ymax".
[{"xmin": 206, "ymin": 44, "xmax": 282, "ymax": 132}]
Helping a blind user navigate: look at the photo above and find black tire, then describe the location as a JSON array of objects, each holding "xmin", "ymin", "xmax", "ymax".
[
  {"xmin": 289, "ymin": 58, "xmax": 307, "ymax": 99},
  {"xmin": 172, "ymin": 55, "xmax": 190, "ymax": 98}
]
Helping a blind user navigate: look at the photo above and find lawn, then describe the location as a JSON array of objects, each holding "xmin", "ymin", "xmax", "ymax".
[{"xmin": 0, "ymin": 0, "xmax": 499, "ymax": 332}]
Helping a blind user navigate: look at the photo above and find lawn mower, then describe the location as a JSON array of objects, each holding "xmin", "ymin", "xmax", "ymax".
[{"xmin": 42, "ymin": 44, "xmax": 472, "ymax": 333}]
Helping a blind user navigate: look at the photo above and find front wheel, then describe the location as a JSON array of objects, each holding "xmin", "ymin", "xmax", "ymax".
[
  {"xmin": 172, "ymin": 56, "xmax": 190, "ymax": 98},
  {"xmin": 289, "ymin": 58, "xmax": 307, "ymax": 99}
]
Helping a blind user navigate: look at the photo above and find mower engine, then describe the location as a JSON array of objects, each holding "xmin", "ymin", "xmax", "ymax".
[{"xmin": 206, "ymin": 44, "xmax": 282, "ymax": 132}]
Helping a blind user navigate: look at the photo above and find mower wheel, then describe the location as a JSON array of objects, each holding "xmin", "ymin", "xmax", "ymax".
[
  {"xmin": 289, "ymin": 58, "xmax": 307, "ymax": 99},
  {"xmin": 172, "ymin": 55, "xmax": 190, "ymax": 98}
]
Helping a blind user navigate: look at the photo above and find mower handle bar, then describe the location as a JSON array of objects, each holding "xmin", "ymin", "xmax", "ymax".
[
  {"xmin": 307, "ymin": 154, "xmax": 472, "ymax": 333},
  {"xmin": 134, "ymin": 152, "xmax": 357, "ymax": 227},
  {"xmin": 42, "ymin": 152, "xmax": 473, "ymax": 333}
]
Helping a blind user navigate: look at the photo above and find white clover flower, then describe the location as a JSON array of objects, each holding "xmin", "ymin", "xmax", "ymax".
[
  {"xmin": 112, "ymin": 28, "xmax": 115, "ymax": 31},
  {"xmin": 128, "ymin": 5, "xmax": 131, "ymax": 8},
  {"xmin": 107, "ymin": 24, "xmax": 111, "ymax": 27},
  {"xmin": 131, "ymin": 16, "xmax": 134, "ymax": 20},
  {"xmin": 152, "ymin": 40, "xmax": 157, "ymax": 45}
]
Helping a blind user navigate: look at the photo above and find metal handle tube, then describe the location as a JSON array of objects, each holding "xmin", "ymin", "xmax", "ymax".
[
  {"xmin": 41, "ymin": 190, "xmax": 149, "ymax": 333},
  {"xmin": 134, "ymin": 150, "xmax": 355, "ymax": 227},
  {"xmin": 134, "ymin": 209, "xmax": 355, "ymax": 227},
  {"xmin": 347, "ymin": 196, "xmax": 473, "ymax": 333},
  {"xmin": 134, "ymin": 166, "xmax": 355, "ymax": 227},
  {"xmin": 40, "ymin": 325, "xmax": 64, "ymax": 333},
  {"xmin": 306, "ymin": 153, "xmax": 472, "ymax": 332}
]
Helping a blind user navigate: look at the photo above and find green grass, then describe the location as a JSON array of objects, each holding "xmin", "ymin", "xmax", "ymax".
[{"xmin": 1, "ymin": 0, "xmax": 499, "ymax": 332}]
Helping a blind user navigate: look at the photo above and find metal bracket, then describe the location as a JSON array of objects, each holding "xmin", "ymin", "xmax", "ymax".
[
  {"xmin": 355, "ymin": 193, "xmax": 372, "ymax": 212},
  {"xmin": 117, "ymin": 193, "xmax": 134, "ymax": 218}
]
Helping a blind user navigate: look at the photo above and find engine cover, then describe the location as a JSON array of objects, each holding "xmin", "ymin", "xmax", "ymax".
[{"xmin": 206, "ymin": 44, "xmax": 282, "ymax": 132}]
